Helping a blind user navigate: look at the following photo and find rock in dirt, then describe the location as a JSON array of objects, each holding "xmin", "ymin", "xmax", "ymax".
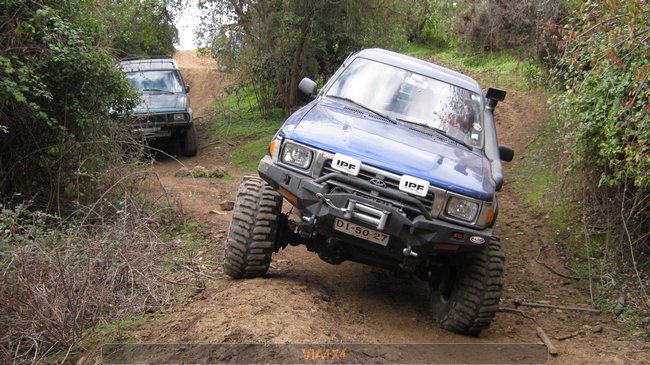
[
  {"xmin": 208, "ymin": 167, "xmax": 226, "ymax": 178},
  {"xmin": 176, "ymin": 165, "xmax": 226, "ymax": 178},
  {"xmin": 174, "ymin": 167, "xmax": 192, "ymax": 177},
  {"xmin": 615, "ymin": 295, "xmax": 626, "ymax": 315},
  {"xmin": 220, "ymin": 200, "xmax": 235, "ymax": 211},
  {"xmin": 191, "ymin": 165, "xmax": 209, "ymax": 177}
]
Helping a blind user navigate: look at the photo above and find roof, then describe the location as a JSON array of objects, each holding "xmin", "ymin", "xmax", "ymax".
[
  {"xmin": 353, "ymin": 48, "xmax": 482, "ymax": 94},
  {"xmin": 119, "ymin": 58, "xmax": 179, "ymax": 72}
]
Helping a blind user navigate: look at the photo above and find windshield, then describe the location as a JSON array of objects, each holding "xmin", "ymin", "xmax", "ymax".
[
  {"xmin": 126, "ymin": 70, "xmax": 184, "ymax": 93},
  {"xmin": 325, "ymin": 57, "xmax": 483, "ymax": 147}
]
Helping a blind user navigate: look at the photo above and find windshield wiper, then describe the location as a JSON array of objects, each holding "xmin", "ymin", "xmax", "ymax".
[
  {"xmin": 431, "ymin": 127, "xmax": 473, "ymax": 150},
  {"xmin": 395, "ymin": 118, "xmax": 472, "ymax": 150},
  {"xmin": 142, "ymin": 88, "xmax": 173, "ymax": 94},
  {"xmin": 326, "ymin": 95, "xmax": 397, "ymax": 124}
]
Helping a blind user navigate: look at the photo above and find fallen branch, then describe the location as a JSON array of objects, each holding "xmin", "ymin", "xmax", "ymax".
[
  {"xmin": 535, "ymin": 244, "xmax": 601, "ymax": 281},
  {"xmin": 536, "ymin": 327, "xmax": 558, "ymax": 356},
  {"xmin": 179, "ymin": 263, "xmax": 219, "ymax": 280},
  {"xmin": 556, "ymin": 330, "xmax": 583, "ymax": 340},
  {"xmin": 512, "ymin": 299, "xmax": 601, "ymax": 314},
  {"xmin": 498, "ymin": 307, "xmax": 536, "ymax": 320}
]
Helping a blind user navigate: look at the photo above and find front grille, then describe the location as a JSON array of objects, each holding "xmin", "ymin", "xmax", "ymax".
[
  {"xmin": 133, "ymin": 113, "xmax": 188, "ymax": 124},
  {"xmin": 320, "ymin": 161, "xmax": 434, "ymax": 219},
  {"xmin": 134, "ymin": 114, "xmax": 170, "ymax": 124}
]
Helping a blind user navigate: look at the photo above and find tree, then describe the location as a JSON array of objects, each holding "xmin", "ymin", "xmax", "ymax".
[
  {"xmin": 0, "ymin": 1, "xmax": 138, "ymax": 212},
  {"xmin": 99, "ymin": 0, "xmax": 180, "ymax": 57},
  {"xmin": 197, "ymin": 0, "xmax": 412, "ymax": 113},
  {"xmin": 0, "ymin": 0, "xmax": 186, "ymax": 212},
  {"xmin": 452, "ymin": 0, "xmax": 565, "ymax": 61}
]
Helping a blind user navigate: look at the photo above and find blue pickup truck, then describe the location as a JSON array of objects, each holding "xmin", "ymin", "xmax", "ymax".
[{"xmin": 223, "ymin": 48, "xmax": 514, "ymax": 335}]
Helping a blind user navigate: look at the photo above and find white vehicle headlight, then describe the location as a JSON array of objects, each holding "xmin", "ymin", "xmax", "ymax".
[
  {"xmin": 446, "ymin": 196, "xmax": 479, "ymax": 222},
  {"xmin": 281, "ymin": 142, "xmax": 313, "ymax": 169},
  {"xmin": 173, "ymin": 113, "xmax": 187, "ymax": 121}
]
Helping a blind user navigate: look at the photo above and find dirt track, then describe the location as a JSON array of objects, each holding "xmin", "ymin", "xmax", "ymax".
[{"xmin": 132, "ymin": 50, "xmax": 648, "ymax": 364}]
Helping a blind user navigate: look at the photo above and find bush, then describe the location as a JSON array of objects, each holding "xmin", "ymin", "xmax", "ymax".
[
  {"xmin": 453, "ymin": 0, "xmax": 565, "ymax": 62},
  {"xmin": 0, "ymin": 187, "xmax": 181, "ymax": 362},
  {"xmin": 554, "ymin": 1, "xmax": 648, "ymax": 270},
  {"xmin": 0, "ymin": 2, "xmax": 138, "ymax": 213}
]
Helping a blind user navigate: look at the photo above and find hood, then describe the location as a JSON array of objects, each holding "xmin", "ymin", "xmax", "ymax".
[
  {"xmin": 282, "ymin": 99, "xmax": 495, "ymax": 200},
  {"xmin": 133, "ymin": 92, "xmax": 188, "ymax": 114}
]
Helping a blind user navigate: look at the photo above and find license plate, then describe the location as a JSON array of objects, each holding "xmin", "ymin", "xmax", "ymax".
[{"xmin": 333, "ymin": 218, "xmax": 389, "ymax": 246}]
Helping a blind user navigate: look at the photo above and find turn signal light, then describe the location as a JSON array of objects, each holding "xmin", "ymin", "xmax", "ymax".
[
  {"xmin": 486, "ymin": 208, "xmax": 495, "ymax": 225},
  {"xmin": 269, "ymin": 139, "xmax": 277, "ymax": 157},
  {"xmin": 433, "ymin": 243, "xmax": 459, "ymax": 251},
  {"xmin": 279, "ymin": 187, "xmax": 298, "ymax": 204}
]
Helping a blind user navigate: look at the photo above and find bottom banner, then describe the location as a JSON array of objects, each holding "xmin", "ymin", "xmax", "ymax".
[{"xmin": 102, "ymin": 343, "xmax": 548, "ymax": 364}]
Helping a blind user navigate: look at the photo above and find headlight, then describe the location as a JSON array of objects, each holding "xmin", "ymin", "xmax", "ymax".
[
  {"xmin": 281, "ymin": 142, "xmax": 313, "ymax": 169},
  {"xmin": 173, "ymin": 113, "xmax": 187, "ymax": 121},
  {"xmin": 446, "ymin": 196, "xmax": 479, "ymax": 222}
]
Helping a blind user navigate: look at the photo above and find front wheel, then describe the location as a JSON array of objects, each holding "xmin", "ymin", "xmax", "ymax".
[
  {"xmin": 430, "ymin": 239, "xmax": 504, "ymax": 335},
  {"xmin": 223, "ymin": 177, "xmax": 283, "ymax": 278},
  {"xmin": 180, "ymin": 124, "xmax": 198, "ymax": 157}
]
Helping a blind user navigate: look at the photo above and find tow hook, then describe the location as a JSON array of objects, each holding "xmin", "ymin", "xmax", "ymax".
[
  {"xmin": 316, "ymin": 193, "xmax": 348, "ymax": 214},
  {"xmin": 403, "ymin": 247, "xmax": 418, "ymax": 257}
]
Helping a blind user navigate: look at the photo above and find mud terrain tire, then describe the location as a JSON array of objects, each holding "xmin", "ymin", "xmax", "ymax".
[
  {"xmin": 223, "ymin": 177, "xmax": 282, "ymax": 278},
  {"xmin": 180, "ymin": 124, "xmax": 198, "ymax": 157},
  {"xmin": 430, "ymin": 239, "xmax": 504, "ymax": 335}
]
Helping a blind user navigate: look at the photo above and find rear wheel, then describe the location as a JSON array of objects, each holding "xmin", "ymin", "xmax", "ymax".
[
  {"xmin": 223, "ymin": 177, "xmax": 283, "ymax": 278},
  {"xmin": 430, "ymin": 239, "xmax": 504, "ymax": 335},
  {"xmin": 180, "ymin": 124, "xmax": 198, "ymax": 157}
]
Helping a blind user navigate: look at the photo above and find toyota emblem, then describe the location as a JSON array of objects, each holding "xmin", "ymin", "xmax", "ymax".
[{"xmin": 369, "ymin": 178, "xmax": 386, "ymax": 188}]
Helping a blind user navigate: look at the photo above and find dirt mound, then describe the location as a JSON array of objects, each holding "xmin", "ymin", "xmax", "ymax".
[{"xmin": 174, "ymin": 50, "xmax": 230, "ymax": 118}]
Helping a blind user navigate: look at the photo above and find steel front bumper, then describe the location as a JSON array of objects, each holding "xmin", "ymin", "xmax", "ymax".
[
  {"xmin": 131, "ymin": 119, "xmax": 192, "ymax": 139},
  {"xmin": 258, "ymin": 156, "xmax": 493, "ymax": 258}
]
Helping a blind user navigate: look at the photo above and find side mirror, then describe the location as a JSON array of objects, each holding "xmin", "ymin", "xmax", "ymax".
[
  {"xmin": 185, "ymin": 85, "xmax": 191, "ymax": 93},
  {"xmin": 499, "ymin": 145, "xmax": 514, "ymax": 162},
  {"xmin": 298, "ymin": 78, "xmax": 317, "ymax": 98}
]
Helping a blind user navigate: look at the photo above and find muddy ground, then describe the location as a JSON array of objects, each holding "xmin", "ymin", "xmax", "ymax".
[{"xmin": 120, "ymin": 51, "xmax": 648, "ymax": 364}]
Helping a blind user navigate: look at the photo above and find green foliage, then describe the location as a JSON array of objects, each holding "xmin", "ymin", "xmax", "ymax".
[
  {"xmin": 231, "ymin": 138, "xmax": 274, "ymax": 171},
  {"xmin": 404, "ymin": 43, "xmax": 543, "ymax": 91},
  {"xmin": 510, "ymin": 114, "xmax": 578, "ymax": 232},
  {"xmin": 417, "ymin": 0, "xmax": 466, "ymax": 49},
  {"xmin": 209, "ymin": 87, "xmax": 284, "ymax": 169},
  {"xmin": 98, "ymin": 0, "xmax": 179, "ymax": 57},
  {"xmin": 556, "ymin": 1, "xmax": 648, "ymax": 190},
  {"xmin": 0, "ymin": 2, "xmax": 140, "ymax": 211},
  {"xmin": 173, "ymin": 219, "xmax": 200, "ymax": 234},
  {"xmin": 553, "ymin": 0, "xmax": 648, "ymax": 252},
  {"xmin": 0, "ymin": 0, "xmax": 181, "ymax": 212}
]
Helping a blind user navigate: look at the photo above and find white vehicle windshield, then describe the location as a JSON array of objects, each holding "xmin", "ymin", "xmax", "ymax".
[
  {"xmin": 325, "ymin": 58, "xmax": 483, "ymax": 147},
  {"xmin": 126, "ymin": 70, "xmax": 184, "ymax": 93}
]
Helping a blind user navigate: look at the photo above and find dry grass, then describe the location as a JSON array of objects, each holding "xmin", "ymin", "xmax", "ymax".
[{"xmin": 0, "ymin": 155, "xmax": 194, "ymax": 363}]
